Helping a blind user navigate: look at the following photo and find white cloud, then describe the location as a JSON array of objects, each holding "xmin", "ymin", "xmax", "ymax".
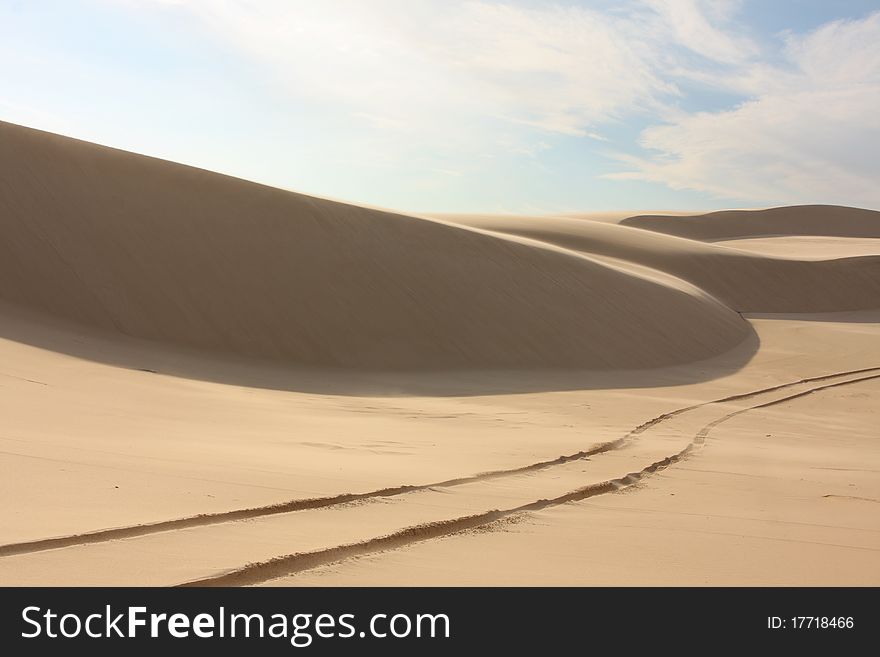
[
  {"xmin": 642, "ymin": 0, "xmax": 758, "ymax": 64},
  {"xmin": 117, "ymin": 1, "xmax": 763, "ymax": 141},
  {"xmin": 613, "ymin": 12, "xmax": 880, "ymax": 208},
  {"xmin": 133, "ymin": 0, "xmax": 681, "ymax": 140}
]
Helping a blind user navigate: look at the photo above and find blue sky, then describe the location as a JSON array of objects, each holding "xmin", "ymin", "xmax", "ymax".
[{"xmin": 1, "ymin": 0, "xmax": 879, "ymax": 213}]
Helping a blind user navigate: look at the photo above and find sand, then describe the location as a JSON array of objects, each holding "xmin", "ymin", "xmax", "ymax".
[
  {"xmin": 623, "ymin": 205, "xmax": 880, "ymax": 240},
  {"xmin": 0, "ymin": 121, "xmax": 878, "ymax": 586},
  {"xmin": 0, "ymin": 121, "xmax": 747, "ymax": 371},
  {"xmin": 714, "ymin": 236, "xmax": 880, "ymax": 259}
]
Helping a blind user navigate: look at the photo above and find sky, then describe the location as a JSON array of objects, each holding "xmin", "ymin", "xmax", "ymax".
[{"xmin": 1, "ymin": 0, "xmax": 879, "ymax": 214}]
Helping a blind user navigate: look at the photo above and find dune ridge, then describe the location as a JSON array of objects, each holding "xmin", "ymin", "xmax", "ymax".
[
  {"xmin": 0, "ymin": 120, "xmax": 749, "ymax": 371},
  {"xmin": 445, "ymin": 215, "xmax": 880, "ymax": 313},
  {"xmin": 622, "ymin": 205, "xmax": 880, "ymax": 240}
]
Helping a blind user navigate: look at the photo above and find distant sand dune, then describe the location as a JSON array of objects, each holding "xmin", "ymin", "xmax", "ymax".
[
  {"xmin": 622, "ymin": 205, "xmax": 880, "ymax": 240},
  {"xmin": 446, "ymin": 215, "xmax": 880, "ymax": 313},
  {"xmin": 714, "ymin": 236, "xmax": 880, "ymax": 259}
]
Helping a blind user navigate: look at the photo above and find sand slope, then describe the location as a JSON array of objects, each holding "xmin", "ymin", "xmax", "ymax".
[
  {"xmin": 713, "ymin": 236, "xmax": 880, "ymax": 259},
  {"xmin": 0, "ymin": 121, "xmax": 748, "ymax": 371}
]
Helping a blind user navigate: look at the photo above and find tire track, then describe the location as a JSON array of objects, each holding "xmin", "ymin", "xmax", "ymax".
[
  {"xmin": 180, "ymin": 371, "xmax": 880, "ymax": 587},
  {"xmin": 2, "ymin": 366, "xmax": 878, "ymax": 558}
]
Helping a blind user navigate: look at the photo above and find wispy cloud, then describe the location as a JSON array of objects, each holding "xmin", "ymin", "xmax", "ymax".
[
  {"xmin": 643, "ymin": 0, "xmax": 758, "ymax": 65},
  {"xmin": 116, "ymin": 1, "xmax": 749, "ymax": 142},
  {"xmin": 613, "ymin": 11, "xmax": 880, "ymax": 208}
]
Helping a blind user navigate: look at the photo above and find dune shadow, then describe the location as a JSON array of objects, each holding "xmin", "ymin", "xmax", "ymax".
[{"xmin": 0, "ymin": 302, "xmax": 762, "ymax": 397}]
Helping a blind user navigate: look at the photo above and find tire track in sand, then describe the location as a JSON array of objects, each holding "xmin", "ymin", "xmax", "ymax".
[
  {"xmin": 1, "ymin": 366, "xmax": 877, "ymax": 559},
  {"xmin": 179, "ymin": 371, "xmax": 880, "ymax": 586}
]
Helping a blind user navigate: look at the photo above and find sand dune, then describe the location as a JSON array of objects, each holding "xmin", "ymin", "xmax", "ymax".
[
  {"xmin": 623, "ymin": 205, "xmax": 880, "ymax": 240},
  {"xmin": 0, "ymin": 121, "xmax": 747, "ymax": 371},
  {"xmin": 445, "ymin": 214, "xmax": 880, "ymax": 312},
  {"xmin": 0, "ymin": 122, "xmax": 878, "ymax": 587},
  {"xmin": 714, "ymin": 236, "xmax": 880, "ymax": 259}
]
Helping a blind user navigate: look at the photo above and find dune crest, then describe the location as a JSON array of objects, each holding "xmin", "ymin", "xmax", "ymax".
[
  {"xmin": 622, "ymin": 205, "xmax": 880, "ymax": 240},
  {"xmin": 445, "ymin": 214, "xmax": 880, "ymax": 313}
]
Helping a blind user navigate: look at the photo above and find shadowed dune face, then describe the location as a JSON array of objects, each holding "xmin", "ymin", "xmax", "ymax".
[
  {"xmin": 622, "ymin": 205, "xmax": 880, "ymax": 240},
  {"xmin": 446, "ymin": 215, "xmax": 880, "ymax": 313},
  {"xmin": 0, "ymin": 121, "xmax": 751, "ymax": 371}
]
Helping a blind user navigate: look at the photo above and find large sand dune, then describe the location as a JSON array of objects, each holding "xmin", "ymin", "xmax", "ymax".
[{"xmin": 0, "ymin": 121, "xmax": 747, "ymax": 371}]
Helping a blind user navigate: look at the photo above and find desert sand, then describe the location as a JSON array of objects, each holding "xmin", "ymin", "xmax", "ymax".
[{"xmin": 0, "ymin": 120, "xmax": 877, "ymax": 586}]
